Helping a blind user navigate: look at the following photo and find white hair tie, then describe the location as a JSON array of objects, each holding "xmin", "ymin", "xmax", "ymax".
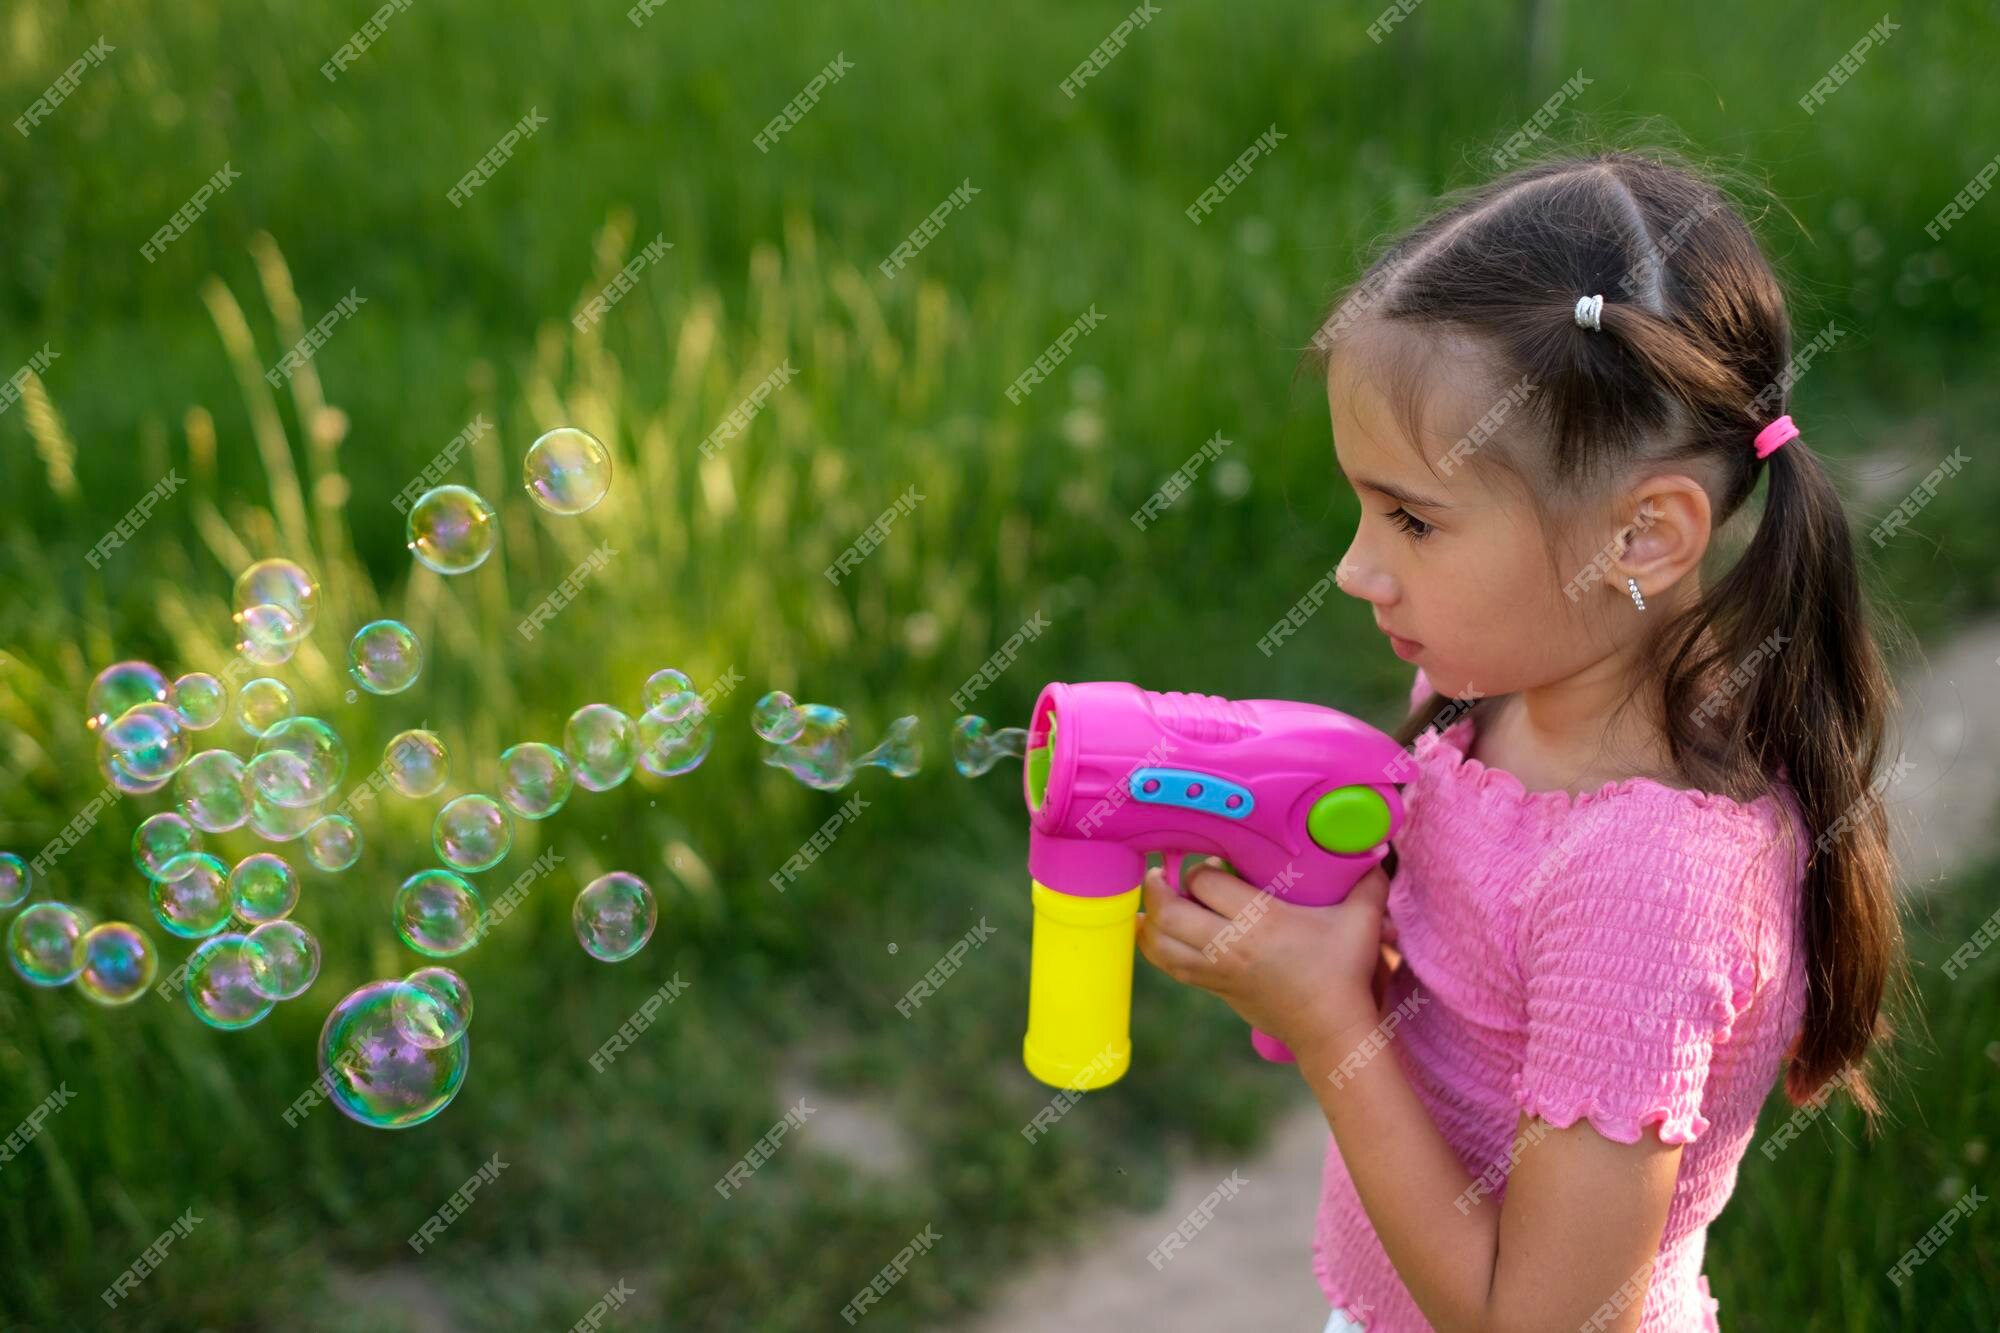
[{"xmin": 1573, "ymin": 293, "xmax": 1605, "ymax": 330}]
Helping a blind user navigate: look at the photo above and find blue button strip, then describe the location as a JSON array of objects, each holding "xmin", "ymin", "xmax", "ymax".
[{"xmin": 1127, "ymin": 768, "xmax": 1255, "ymax": 819}]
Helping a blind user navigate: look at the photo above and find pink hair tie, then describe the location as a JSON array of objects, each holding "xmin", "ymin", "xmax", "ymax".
[{"xmin": 1753, "ymin": 414, "xmax": 1799, "ymax": 459}]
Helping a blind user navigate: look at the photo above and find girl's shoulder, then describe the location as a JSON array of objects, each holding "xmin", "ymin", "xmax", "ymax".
[{"xmin": 1399, "ymin": 665, "xmax": 1809, "ymax": 919}]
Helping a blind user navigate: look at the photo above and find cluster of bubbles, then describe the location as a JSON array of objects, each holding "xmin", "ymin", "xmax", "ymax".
[
  {"xmin": 371, "ymin": 661, "xmax": 708, "ymax": 968},
  {"xmin": 10, "ymin": 423, "xmax": 1066, "ymax": 1132},
  {"xmin": 754, "ymin": 692, "xmax": 923, "ymax": 792},
  {"xmin": 230, "ymin": 559, "xmax": 317, "ymax": 669},
  {"xmin": 7, "ymin": 899, "xmax": 156, "ymax": 1003},
  {"xmin": 10, "ymin": 429, "xmax": 626, "ymax": 1129},
  {"xmin": 5, "ymin": 558, "xmax": 361, "ymax": 1029},
  {"xmin": 4, "ymin": 846, "xmax": 324, "ymax": 1019},
  {"xmin": 399, "ymin": 424, "xmax": 612, "ymax": 578}
]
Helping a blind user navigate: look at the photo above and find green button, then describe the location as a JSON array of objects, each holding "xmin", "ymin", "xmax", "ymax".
[{"xmin": 1306, "ymin": 786, "xmax": 1391, "ymax": 854}]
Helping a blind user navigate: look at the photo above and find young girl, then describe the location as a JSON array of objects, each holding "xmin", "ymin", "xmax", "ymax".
[{"xmin": 1135, "ymin": 147, "xmax": 1906, "ymax": 1332}]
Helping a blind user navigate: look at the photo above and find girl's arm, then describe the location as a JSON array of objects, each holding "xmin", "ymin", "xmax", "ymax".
[
  {"xmin": 1140, "ymin": 858, "xmax": 1717, "ymax": 1333},
  {"xmin": 1293, "ymin": 1016, "xmax": 1681, "ymax": 1333}
]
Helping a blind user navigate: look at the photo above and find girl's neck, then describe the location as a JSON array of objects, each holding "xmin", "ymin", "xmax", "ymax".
[{"xmin": 1473, "ymin": 646, "xmax": 1690, "ymax": 796}]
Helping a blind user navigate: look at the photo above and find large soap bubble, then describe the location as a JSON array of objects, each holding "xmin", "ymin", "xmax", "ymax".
[
  {"xmin": 407, "ymin": 485, "xmax": 497, "ymax": 575},
  {"xmin": 86, "ymin": 661, "xmax": 171, "ymax": 732},
  {"xmin": 317, "ymin": 979, "xmax": 470, "ymax": 1129},
  {"xmin": 233, "ymin": 558, "xmax": 321, "ymax": 637},
  {"xmin": 523, "ymin": 427, "xmax": 612, "ymax": 515},
  {"xmin": 393, "ymin": 870, "xmax": 487, "ymax": 957},
  {"xmin": 573, "ymin": 872, "xmax": 657, "ymax": 963},
  {"xmin": 184, "ymin": 932, "xmax": 275, "ymax": 1030}
]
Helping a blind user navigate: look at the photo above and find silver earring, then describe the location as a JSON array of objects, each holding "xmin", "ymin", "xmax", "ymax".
[{"xmin": 1628, "ymin": 577, "xmax": 1646, "ymax": 612}]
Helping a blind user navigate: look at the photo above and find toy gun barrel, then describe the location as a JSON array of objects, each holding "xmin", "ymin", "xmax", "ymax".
[{"xmin": 1020, "ymin": 681, "xmax": 1407, "ymax": 1091}]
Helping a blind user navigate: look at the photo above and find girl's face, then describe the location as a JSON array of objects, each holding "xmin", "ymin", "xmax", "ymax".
[{"xmin": 1325, "ymin": 339, "xmax": 1601, "ymax": 702}]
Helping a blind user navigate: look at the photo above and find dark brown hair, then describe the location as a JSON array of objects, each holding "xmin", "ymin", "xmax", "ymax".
[{"xmin": 1303, "ymin": 142, "xmax": 1908, "ymax": 1126}]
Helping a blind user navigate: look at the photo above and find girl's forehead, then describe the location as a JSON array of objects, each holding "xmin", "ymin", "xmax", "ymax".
[{"xmin": 1327, "ymin": 334, "xmax": 1510, "ymax": 488}]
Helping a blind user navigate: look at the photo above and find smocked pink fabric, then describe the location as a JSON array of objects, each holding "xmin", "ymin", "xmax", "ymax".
[{"xmin": 1313, "ymin": 667, "xmax": 1811, "ymax": 1331}]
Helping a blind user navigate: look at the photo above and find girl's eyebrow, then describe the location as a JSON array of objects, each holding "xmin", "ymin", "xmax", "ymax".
[{"xmin": 1347, "ymin": 474, "xmax": 1454, "ymax": 510}]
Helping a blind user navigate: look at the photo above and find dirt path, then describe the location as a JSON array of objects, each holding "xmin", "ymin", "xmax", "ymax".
[{"xmin": 960, "ymin": 619, "xmax": 2000, "ymax": 1333}]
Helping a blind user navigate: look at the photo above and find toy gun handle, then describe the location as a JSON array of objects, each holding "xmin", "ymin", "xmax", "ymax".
[{"xmin": 1022, "ymin": 878, "xmax": 1142, "ymax": 1091}]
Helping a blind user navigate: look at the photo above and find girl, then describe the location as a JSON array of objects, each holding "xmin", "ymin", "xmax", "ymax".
[{"xmin": 1135, "ymin": 147, "xmax": 1906, "ymax": 1332}]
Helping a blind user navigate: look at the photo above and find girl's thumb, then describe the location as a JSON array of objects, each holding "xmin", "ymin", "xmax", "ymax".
[{"xmin": 1344, "ymin": 865, "xmax": 1391, "ymax": 912}]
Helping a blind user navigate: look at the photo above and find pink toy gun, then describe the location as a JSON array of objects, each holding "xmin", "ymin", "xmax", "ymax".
[{"xmin": 1020, "ymin": 681, "xmax": 1407, "ymax": 1090}]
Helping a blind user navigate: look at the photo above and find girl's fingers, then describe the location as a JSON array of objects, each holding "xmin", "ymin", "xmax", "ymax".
[
  {"xmin": 1137, "ymin": 907, "xmax": 1213, "ymax": 981},
  {"xmin": 1140, "ymin": 866, "xmax": 1219, "ymax": 947}
]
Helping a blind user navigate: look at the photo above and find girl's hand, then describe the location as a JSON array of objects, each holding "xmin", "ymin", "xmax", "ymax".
[{"xmin": 1136, "ymin": 858, "xmax": 1391, "ymax": 1060}]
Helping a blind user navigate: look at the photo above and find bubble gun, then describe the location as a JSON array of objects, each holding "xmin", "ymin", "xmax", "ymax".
[{"xmin": 1020, "ymin": 681, "xmax": 1408, "ymax": 1091}]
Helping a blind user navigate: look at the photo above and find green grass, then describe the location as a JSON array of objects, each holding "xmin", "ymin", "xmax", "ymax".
[
  {"xmin": 0, "ymin": 0, "xmax": 1997, "ymax": 1328},
  {"xmin": 1719, "ymin": 873, "xmax": 2000, "ymax": 1331}
]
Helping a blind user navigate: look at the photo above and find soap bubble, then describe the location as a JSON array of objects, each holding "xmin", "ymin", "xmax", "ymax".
[
  {"xmin": 253, "ymin": 716, "xmax": 347, "ymax": 806},
  {"xmin": 177, "ymin": 750, "xmax": 251, "ymax": 832},
  {"xmin": 86, "ymin": 661, "xmax": 171, "ymax": 732},
  {"xmin": 950, "ymin": 715, "xmax": 1029, "ymax": 777},
  {"xmin": 237, "ymin": 677, "xmax": 295, "ymax": 738},
  {"xmin": 637, "ymin": 692, "xmax": 713, "ymax": 777},
  {"xmin": 641, "ymin": 667, "xmax": 694, "ymax": 713},
  {"xmin": 8, "ymin": 902, "xmax": 90, "ymax": 986},
  {"xmin": 523, "ymin": 426, "xmax": 612, "ymax": 515},
  {"xmin": 348, "ymin": 620, "xmax": 424, "ymax": 695},
  {"xmin": 394, "ymin": 870, "xmax": 487, "ymax": 957},
  {"xmin": 151, "ymin": 853, "xmax": 232, "ymax": 938},
  {"xmin": 172, "ymin": 672, "xmax": 226, "ymax": 730},
  {"xmin": 305, "ymin": 814, "xmax": 362, "ymax": 871},
  {"xmin": 246, "ymin": 750, "xmax": 317, "ymax": 808},
  {"xmin": 433, "ymin": 795, "xmax": 512, "ymax": 873},
  {"xmin": 233, "ymin": 558, "xmax": 320, "ymax": 637},
  {"xmin": 247, "ymin": 792, "xmax": 322, "ymax": 843},
  {"xmin": 317, "ymin": 979, "xmax": 470, "ymax": 1129},
  {"xmin": 386, "ymin": 729, "xmax": 450, "ymax": 798},
  {"xmin": 0, "ymin": 852, "xmax": 28, "ymax": 909},
  {"xmin": 498, "ymin": 742, "xmax": 573, "ymax": 819},
  {"xmin": 574, "ymin": 873, "xmax": 657, "ymax": 962},
  {"xmin": 391, "ymin": 966, "xmax": 473, "ymax": 1049},
  {"xmin": 75, "ymin": 922, "xmax": 157, "ymax": 1005},
  {"xmin": 105, "ymin": 701, "xmax": 189, "ymax": 782},
  {"xmin": 230, "ymin": 852, "xmax": 300, "ymax": 924},
  {"xmin": 565, "ymin": 704, "xmax": 636, "ymax": 792},
  {"xmin": 762, "ymin": 703, "xmax": 854, "ymax": 791},
  {"xmin": 752, "ymin": 690, "xmax": 806, "ymax": 744},
  {"xmin": 856, "ymin": 715, "xmax": 922, "ymax": 778},
  {"xmin": 184, "ymin": 932, "xmax": 275, "ymax": 1030},
  {"xmin": 245, "ymin": 919, "xmax": 321, "ymax": 1000},
  {"xmin": 133, "ymin": 812, "xmax": 203, "ymax": 879},
  {"xmin": 234, "ymin": 602, "xmax": 304, "ymax": 667},
  {"xmin": 99, "ymin": 741, "xmax": 171, "ymax": 795},
  {"xmin": 407, "ymin": 484, "xmax": 497, "ymax": 575}
]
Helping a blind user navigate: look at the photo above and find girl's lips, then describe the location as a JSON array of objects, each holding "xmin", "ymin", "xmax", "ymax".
[{"xmin": 1385, "ymin": 630, "xmax": 1422, "ymax": 660}]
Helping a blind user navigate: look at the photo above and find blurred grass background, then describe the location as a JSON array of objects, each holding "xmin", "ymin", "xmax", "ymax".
[{"xmin": 0, "ymin": 0, "xmax": 1996, "ymax": 1328}]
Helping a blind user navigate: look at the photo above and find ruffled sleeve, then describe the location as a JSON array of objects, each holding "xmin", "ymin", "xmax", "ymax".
[{"xmin": 1511, "ymin": 808, "xmax": 1758, "ymax": 1146}]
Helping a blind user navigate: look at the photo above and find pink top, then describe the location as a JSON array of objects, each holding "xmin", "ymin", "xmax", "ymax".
[{"xmin": 1313, "ymin": 667, "xmax": 1810, "ymax": 1331}]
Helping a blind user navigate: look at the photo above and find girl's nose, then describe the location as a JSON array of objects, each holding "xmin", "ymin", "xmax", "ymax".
[{"xmin": 1336, "ymin": 544, "xmax": 1396, "ymax": 607}]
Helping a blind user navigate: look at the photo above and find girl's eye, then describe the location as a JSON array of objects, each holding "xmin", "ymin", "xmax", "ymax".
[{"xmin": 1386, "ymin": 507, "xmax": 1433, "ymax": 539}]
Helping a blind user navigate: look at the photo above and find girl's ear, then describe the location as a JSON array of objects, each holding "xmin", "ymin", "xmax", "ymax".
[{"xmin": 1613, "ymin": 472, "xmax": 1712, "ymax": 596}]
